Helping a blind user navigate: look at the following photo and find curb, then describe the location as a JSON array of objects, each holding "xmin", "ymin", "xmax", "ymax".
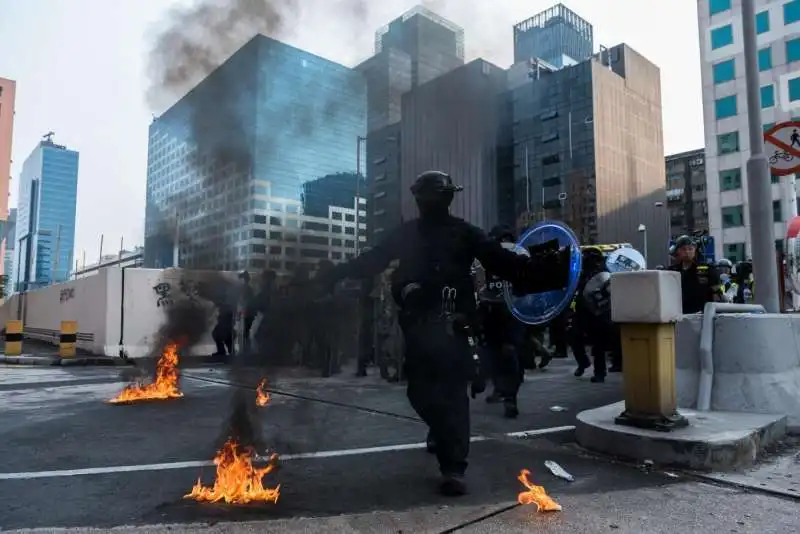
[
  {"xmin": 575, "ymin": 401, "xmax": 788, "ymax": 471},
  {"xmin": 0, "ymin": 355, "xmax": 59, "ymax": 366},
  {"xmin": 0, "ymin": 355, "xmax": 134, "ymax": 367}
]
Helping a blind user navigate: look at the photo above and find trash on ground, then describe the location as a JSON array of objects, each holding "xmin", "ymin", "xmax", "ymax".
[{"xmin": 544, "ymin": 460, "xmax": 574, "ymax": 482}]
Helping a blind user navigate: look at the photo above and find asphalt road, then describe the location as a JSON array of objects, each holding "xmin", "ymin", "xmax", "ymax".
[{"xmin": 1, "ymin": 359, "xmax": 796, "ymax": 533}]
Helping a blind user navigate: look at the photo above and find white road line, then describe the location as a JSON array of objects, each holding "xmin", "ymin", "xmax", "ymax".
[{"xmin": 0, "ymin": 425, "xmax": 575, "ymax": 481}]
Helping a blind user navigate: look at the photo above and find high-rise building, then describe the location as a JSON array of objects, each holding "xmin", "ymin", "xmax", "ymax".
[
  {"xmin": 3, "ymin": 208, "xmax": 15, "ymax": 296},
  {"xmin": 144, "ymin": 35, "xmax": 367, "ymax": 272},
  {"xmin": 357, "ymin": 6, "xmax": 465, "ymax": 245},
  {"xmin": 11, "ymin": 135, "xmax": 79, "ymax": 292},
  {"xmin": 511, "ymin": 44, "xmax": 669, "ymax": 264},
  {"xmin": 698, "ymin": 0, "xmax": 800, "ymax": 262},
  {"xmin": 399, "ymin": 59, "xmax": 514, "ymax": 230},
  {"xmin": 513, "ymin": 4, "xmax": 594, "ymax": 68},
  {"xmin": 0, "ymin": 78, "xmax": 16, "ymax": 279},
  {"xmin": 666, "ymin": 149, "xmax": 709, "ymax": 239}
]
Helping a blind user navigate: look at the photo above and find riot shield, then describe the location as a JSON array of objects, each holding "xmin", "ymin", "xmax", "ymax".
[
  {"xmin": 503, "ymin": 221, "xmax": 582, "ymax": 325},
  {"xmin": 606, "ymin": 247, "xmax": 646, "ymax": 273}
]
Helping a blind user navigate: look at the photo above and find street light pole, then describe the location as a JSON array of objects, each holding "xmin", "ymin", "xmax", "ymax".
[
  {"xmin": 742, "ymin": 0, "xmax": 780, "ymax": 312},
  {"xmin": 638, "ymin": 224, "xmax": 648, "ymax": 267}
]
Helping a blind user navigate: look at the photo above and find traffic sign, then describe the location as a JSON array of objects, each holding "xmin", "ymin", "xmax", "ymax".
[{"xmin": 764, "ymin": 121, "xmax": 800, "ymax": 176}]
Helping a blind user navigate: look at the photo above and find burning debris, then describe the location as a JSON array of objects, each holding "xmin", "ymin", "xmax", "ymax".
[
  {"xmin": 256, "ymin": 378, "xmax": 270, "ymax": 407},
  {"xmin": 517, "ymin": 469, "xmax": 562, "ymax": 512},
  {"xmin": 185, "ymin": 440, "xmax": 280, "ymax": 505},
  {"xmin": 186, "ymin": 377, "xmax": 280, "ymax": 505},
  {"xmin": 109, "ymin": 344, "xmax": 183, "ymax": 404}
]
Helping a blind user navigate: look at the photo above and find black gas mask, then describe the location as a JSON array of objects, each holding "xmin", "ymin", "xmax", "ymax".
[{"xmin": 411, "ymin": 171, "xmax": 462, "ymax": 220}]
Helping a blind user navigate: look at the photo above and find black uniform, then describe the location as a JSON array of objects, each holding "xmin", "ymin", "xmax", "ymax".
[
  {"xmin": 668, "ymin": 262, "xmax": 720, "ymax": 313},
  {"xmin": 477, "ymin": 225, "xmax": 526, "ymax": 419},
  {"xmin": 319, "ymin": 171, "xmax": 572, "ymax": 497}
]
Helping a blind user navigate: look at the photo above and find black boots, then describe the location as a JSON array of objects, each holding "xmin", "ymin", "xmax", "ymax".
[{"xmin": 440, "ymin": 473, "xmax": 468, "ymax": 496}]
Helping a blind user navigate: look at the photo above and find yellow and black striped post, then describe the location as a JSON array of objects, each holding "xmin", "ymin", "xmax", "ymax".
[
  {"xmin": 59, "ymin": 321, "xmax": 78, "ymax": 358},
  {"xmin": 4, "ymin": 320, "xmax": 23, "ymax": 356}
]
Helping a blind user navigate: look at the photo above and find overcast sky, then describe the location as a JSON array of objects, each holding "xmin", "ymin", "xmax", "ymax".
[{"xmin": 0, "ymin": 0, "xmax": 703, "ymax": 262}]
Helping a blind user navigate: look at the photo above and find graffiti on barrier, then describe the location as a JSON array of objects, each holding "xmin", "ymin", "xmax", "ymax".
[{"xmin": 60, "ymin": 287, "xmax": 75, "ymax": 303}]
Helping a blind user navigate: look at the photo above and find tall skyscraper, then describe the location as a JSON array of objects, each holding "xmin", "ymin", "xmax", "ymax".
[
  {"xmin": 11, "ymin": 134, "xmax": 79, "ymax": 292},
  {"xmin": 513, "ymin": 3, "xmax": 594, "ymax": 68},
  {"xmin": 511, "ymin": 44, "xmax": 669, "ymax": 264},
  {"xmin": 144, "ymin": 35, "xmax": 367, "ymax": 272},
  {"xmin": 697, "ymin": 0, "xmax": 800, "ymax": 262},
  {"xmin": 357, "ymin": 6, "xmax": 465, "ymax": 245},
  {"xmin": 0, "ymin": 77, "xmax": 16, "ymax": 280},
  {"xmin": 3, "ymin": 208, "xmax": 15, "ymax": 296},
  {"xmin": 400, "ymin": 59, "xmax": 513, "ymax": 230}
]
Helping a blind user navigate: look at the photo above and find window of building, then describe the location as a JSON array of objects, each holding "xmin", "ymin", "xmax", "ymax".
[
  {"xmin": 542, "ymin": 154, "xmax": 560, "ymax": 165},
  {"xmin": 711, "ymin": 24, "xmax": 734, "ymax": 50},
  {"xmin": 541, "ymin": 132, "xmax": 559, "ymax": 143},
  {"xmin": 758, "ymin": 47, "xmax": 772, "ymax": 71},
  {"xmin": 540, "ymin": 109, "xmax": 558, "ymax": 121},
  {"xmin": 713, "ymin": 59, "xmax": 735, "ymax": 83},
  {"xmin": 715, "ymin": 95, "xmax": 737, "ymax": 119},
  {"xmin": 789, "ymin": 76, "xmax": 800, "ymax": 102},
  {"xmin": 719, "ymin": 168, "xmax": 742, "ymax": 190},
  {"xmin": 301, "ymin": 235, "xmax": 328, "ymax": 246},
  {"xmin": 788, "ymin": 37, "xmax": 800, "ymax": 62},
  {"xmin": 761, "ymin": 84, "xmax": 775, "ymax": 108},
  {"xmin": 252, "ymin": 229, "xmax": 267, "ymax": 239},
  {"xmin": 785, "ymin": 0, "xmax": 800, "ymax": 25},
  {"xmin": 722, "ymin": 205, "xmax": 745, "ymax": 227},
  {"xmin": 710, "ymin": 0, "xmax": 731, "ymax": 15},
  {"xmin": 251, "ymin": 244, "xmax": 266, "ymax": 254},
  {"xmin": 253, "ymin": 214, "xmax": 267, "ymax": 224},
  {"xmin": 756, "ymin": 10, "xmax": 770, "ymax": 33},
  {"xmin": 726, "ymin": 243, "xmax": 746, "ymax": 262},
  {"xmin": 773, "ymin": 200, "xmax": 783, "ymax": 222},
  {"xmin": 717, "ymin": 131, "xmax": 740, "ymax": 154},
  {"xmin": 269, "ymin": 246, "xmax": 281, "ymax": 255}
]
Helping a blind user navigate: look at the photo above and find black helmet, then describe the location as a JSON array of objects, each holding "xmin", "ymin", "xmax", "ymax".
[
  {"xmin": 582, "ymin": 246, "xmax": 605, "ymax": 265},
  {"xmin": 489, "ymin": 224, "xmax": 515, "ymax": 242},
  {"xmin": 238, "ymin": 270, "xmax": 250, "ymax": 281},
  {"xmin": 410, "ymin": 171, "xmax": 463, "ymax": 198},
  {"xmin": 674, "ymin": 235, "xmax": 695, "ymax": 249},
  {"xmin": 717, "ymin": 258, "xmax": 733, "ymax": 269}
]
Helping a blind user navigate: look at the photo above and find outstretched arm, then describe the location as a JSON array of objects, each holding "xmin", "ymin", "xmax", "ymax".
[{"xmin": 324, "ymin": 229, "xmax": 398, "ymax": 286}]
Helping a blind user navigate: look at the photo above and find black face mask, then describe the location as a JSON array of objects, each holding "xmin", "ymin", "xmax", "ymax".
[{"xmin": 414, "ymin": 191, "xmax": 453, "ymax": 220}]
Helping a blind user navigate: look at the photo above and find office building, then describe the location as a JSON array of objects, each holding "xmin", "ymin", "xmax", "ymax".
[
  {"xmin": 513, "ymin": 4, "xmax": 594, "ymax": 68},
  {"xmin": 144, "ymin": 35, "xmax": 367, "ymax": 272},
  {"xmin": 3, "ymin": 208, "xmax": 15, "ymax": 296},
  {"xmin": 511, "ymin": 44, "xmax": 669, "ymax": 264},
  {"xmin": 357, "ymin": 6, "xmax": 464, "ymax": 245},
  {"xmin": 666, "ymin": 149, "xmax": 710, "ymax": 239},
  {"xmin": 698, "ymin": 0, "xmax": 800, "ymax": 262},
  {"xmin": 0, "ymin": 78, "xmax": 15, "ymax": 279},
  {"xmin": 11, "ymin": 134, "xmax": 79, "ymax": 292},
  {"xmin": 399, "ymin": 59, "xmax": 514, "ymax": 230}
]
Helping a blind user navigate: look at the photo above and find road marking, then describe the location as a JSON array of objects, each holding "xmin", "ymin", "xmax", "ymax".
[{"xmin": 0, "ymin": 425, "xmax": 574, "ymax": 481}]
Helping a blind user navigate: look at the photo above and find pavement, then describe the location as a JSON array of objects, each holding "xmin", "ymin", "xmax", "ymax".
[{"xmin": 0, "ymin": 358, "xmax": 798, "ymax": 533}]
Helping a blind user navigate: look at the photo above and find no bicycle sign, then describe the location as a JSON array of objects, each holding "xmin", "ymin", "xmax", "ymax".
[{"xmin": 764, "ymin": 121, "xmax": 800, "ymax": 176}]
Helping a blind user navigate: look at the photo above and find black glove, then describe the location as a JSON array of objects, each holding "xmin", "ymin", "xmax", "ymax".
[{"xmin": 513, "ymin": 243, "xmax": 573, "ymax": 295}]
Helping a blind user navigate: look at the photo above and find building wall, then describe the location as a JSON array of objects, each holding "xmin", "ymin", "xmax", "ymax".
[
  {"xmin": 400, "ymin": 60, "xmax": 511, "ymax": 229},
  {"xmin": 0, "ymin": 78, "xmax": 16, "ymax": 278},
  {"xmin": 145, "ymin": 35, "xmax": 367, "ymax": 272},
  {"xmin": 666, "ymin": 149, "xmax": 709, "ymax": 238},
  {"xmin": 698, "ymin": 0, "xmax": 800, "ymax": 262},
  {"xmin": 513, "ymin": 4, "xmax": 594, "ymax": 67},
  {"xmin": 592, "ymin": 45, "xmax": 669, "ymax": 265},
  {"xmin": 366, "ymin": 122, "xmax": 403, "ymax": 244}
]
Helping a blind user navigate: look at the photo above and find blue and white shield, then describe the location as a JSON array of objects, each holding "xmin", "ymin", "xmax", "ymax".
[
  {"xmin": 502, "ymin": 220, "xmax": 582, "ymax": 325},
  {"xmin": 606, "ymin": 247, "xmax": 646, "ymax": 273}
]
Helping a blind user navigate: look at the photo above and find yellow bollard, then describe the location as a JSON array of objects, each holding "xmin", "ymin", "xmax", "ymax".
[
  {"xmin": 4, "ymin": 320, "xmax": 23, "ymax": 356},
  {"xmin": 59, "ymin": 320, "xmax": 78, "ymax": 358},
  {"xmin": 609, "ymin": 270, "xmax": 688, "ymax": 431}
]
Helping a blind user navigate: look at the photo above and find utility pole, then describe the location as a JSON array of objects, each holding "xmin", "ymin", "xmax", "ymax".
[{"xmin": 743, "ymin": 0, "xmax": 780, "ymax": 312}]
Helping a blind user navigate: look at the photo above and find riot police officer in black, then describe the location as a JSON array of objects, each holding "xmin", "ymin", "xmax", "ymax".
[
  {"xmin": 477, "ymin": 224, "xmax": 526, "ymax": 419},
  {"xmin": 317, "ymin": 171, "xmax": 572, "ymax": 497},
  {"xmin": 667, "ymin": 235, "xmax": 721, "ymax": 313}
]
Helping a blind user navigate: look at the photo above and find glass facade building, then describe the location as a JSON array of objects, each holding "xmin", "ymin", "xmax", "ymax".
[
  {"xmin": 665, "ymin": 149, "xmax": 709, "ymax": 239},
  {"xmin": 11, "ymin": 137, "xmax": 79, "ymax": 292},
  {"xmin": 513, "ymin": 3, "xmax": 594, "ymax": 68},
  {"xmin": 698, "ymin": 0, "xmax": 800, "ymax": 262},
  {"xmin": 144, "ymin": 35, "xmax": 367, "ymax": 272}
]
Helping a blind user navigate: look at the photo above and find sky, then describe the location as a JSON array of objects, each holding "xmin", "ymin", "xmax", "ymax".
[{"xmin": 0, "ymin": 0, "xmax": 704, "ymax": 263}]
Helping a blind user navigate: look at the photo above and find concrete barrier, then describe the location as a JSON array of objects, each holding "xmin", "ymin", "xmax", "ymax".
[
  {"xmin": 0, "ymin": 267, "xmax": 239, "ymax": 358},
  {"xmin": 676, "ymin": 313, "xmax": 800, "ymax": 431}
]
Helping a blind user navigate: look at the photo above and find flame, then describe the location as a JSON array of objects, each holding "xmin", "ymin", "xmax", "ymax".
[
  {"xmin": 184, "ymin": 439, "xmax": 281, "ymax": 505},
  {"xmin": 109, "ymin": 343, "xmax": 183, "ymax": 403},
  {"xmin": 517, "ymin": 469, "xmax": 562, "ymax": 512},
  {"xmin": 255, "ymin": 378, "xmax": 270, "ymax": 407}
]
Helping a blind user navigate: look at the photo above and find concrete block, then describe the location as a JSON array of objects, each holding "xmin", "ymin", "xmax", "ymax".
[
  {"xmin": 576, "ymin": 401, "xmax": 787, "ymax": 471},
  {"xmin": 675, "ymin": 313, "xmax": 800, "ymax": 431},
  {"xmin": 610, "ymin": 270, "xmax": 682, "ymax": 324}
]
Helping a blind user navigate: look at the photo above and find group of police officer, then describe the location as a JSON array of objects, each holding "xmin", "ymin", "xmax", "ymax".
[{"xmin": 216, "ymin": 169, "xmax": 753, "ymax": 498}]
